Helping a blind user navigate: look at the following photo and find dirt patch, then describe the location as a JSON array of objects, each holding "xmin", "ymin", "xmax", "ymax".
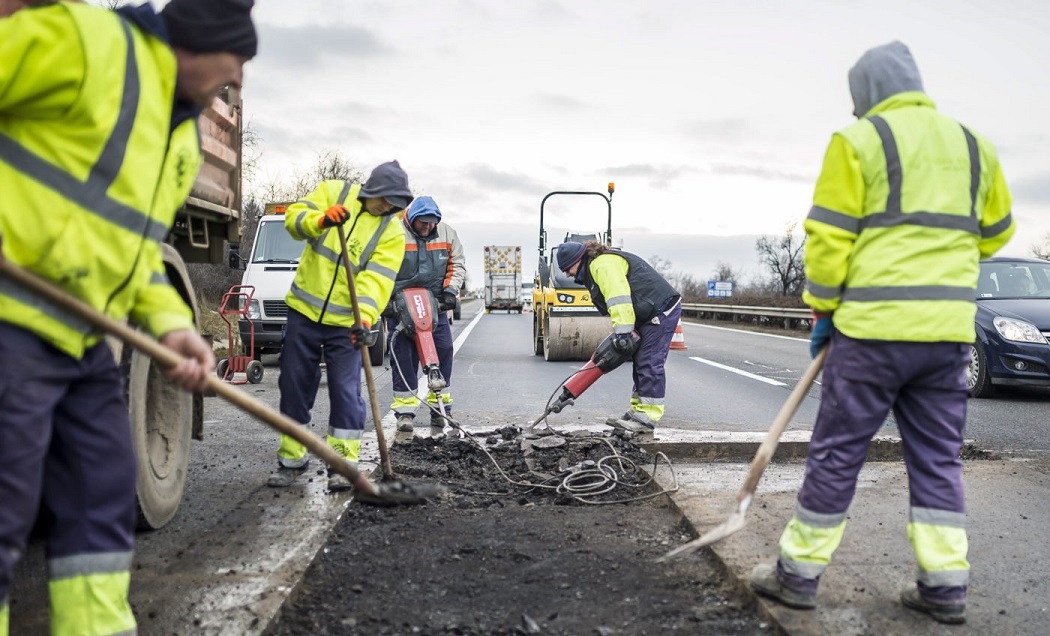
[
  {"xmin": 269, "ymin": 428, "xmax": 772, "ymax": 635},
  {"xmin": 960, "ymin": 441, "xmax": 1001, "ymax": 461}
]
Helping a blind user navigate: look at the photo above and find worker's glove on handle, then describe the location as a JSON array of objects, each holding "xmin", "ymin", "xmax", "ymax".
[
  {"xmin": 349, "ymin": 322, "xmax": 378, "ymax": 348},
  {"xmin": 440, "ymin": 292, "xmax": 457, "ymax": 311},
  {"xmin": 611, "ymin": 331, "xmax": 639, "ymax": 355},
  {"xmin": 810, "ymin": 312, "xmax": 833, "ymax": 358},
  {"xmin": 318, "ymin": 204, "xmax": 350, "ymax": 229}
]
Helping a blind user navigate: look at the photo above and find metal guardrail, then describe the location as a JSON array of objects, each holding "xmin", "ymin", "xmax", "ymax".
[{"xmin": 681, "ymin": 303, "xmax": 811, "ymax": 329}]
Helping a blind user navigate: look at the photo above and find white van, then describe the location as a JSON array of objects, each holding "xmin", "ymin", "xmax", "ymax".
[{"xmin": 236, "ymin": 202, "xmax": 299, "ymax": 358}]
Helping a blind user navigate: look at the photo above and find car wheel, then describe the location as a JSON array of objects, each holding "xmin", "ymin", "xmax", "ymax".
[{"xmin": 967, "ymin": 342, "xmax": 995, "ymax": 398}]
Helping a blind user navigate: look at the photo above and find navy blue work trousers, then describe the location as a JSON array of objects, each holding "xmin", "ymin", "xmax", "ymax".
[
  {"xmin": 0, "ymin": 323, "xmax": 136, "ymax": 604},
  {"xmin": 278, "ymin": 308, "xmax": 365, "ymax": 432},
  {"xmin": 385, "ymin": 312, "xmax": 453, "ymax": 395}
]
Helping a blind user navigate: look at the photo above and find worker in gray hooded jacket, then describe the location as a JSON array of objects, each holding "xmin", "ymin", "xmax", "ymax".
[{"xmin": 748, "ymin": 41, "xmax": 1014, "ymax": 626}]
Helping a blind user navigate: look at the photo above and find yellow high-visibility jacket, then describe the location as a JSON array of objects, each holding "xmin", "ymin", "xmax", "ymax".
[
  {"xmin": 803, "ymin": 91, "xmax": 1015, "ymax": 342},
  {"xmin": 0, "ymin": 2, "xmax": 199, "ymax": 359},
  {"xmin": 284, "ymin": 181, "xmax": 406, "ymax": 328}
]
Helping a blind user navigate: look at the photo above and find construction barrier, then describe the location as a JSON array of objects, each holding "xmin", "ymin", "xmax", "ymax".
[{"xmin": 670, "ymin": 319, "xmax": 687, "ymax": 350}]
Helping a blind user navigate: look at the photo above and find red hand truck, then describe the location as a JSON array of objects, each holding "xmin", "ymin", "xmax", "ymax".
[{"xmin": 218, "ymin": 285, "xmax": 264, "ymax": 384}]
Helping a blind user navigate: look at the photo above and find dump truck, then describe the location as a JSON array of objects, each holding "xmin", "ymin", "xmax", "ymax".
[
  {"xmin": 484, "ymin": 245, "xmax": 524, "ymax": 313},
  {"xmin": 532, "ymin": 185, "xmax": 614, "ymax": 361},
  {"xmin": 111, "ymin": 88, "xmax": 245, "ymax": 530}
]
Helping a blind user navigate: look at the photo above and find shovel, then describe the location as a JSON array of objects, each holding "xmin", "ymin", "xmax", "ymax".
[
  {"xmin": 656, "ymin": 347, "xmax": 827, "ymax": 562},
  {"xmin": 335, "ymin": 223, "xmax": 395, "ymax": 479},
  {"xmin": 0, "ymin": 251, "xmax": 437, "ymax": 506}
]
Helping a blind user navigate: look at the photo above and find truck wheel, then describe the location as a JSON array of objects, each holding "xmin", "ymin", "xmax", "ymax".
[
  {"xmin": 246, "ymin": 359, "xmax": 264, "ymax": 384},
  {"xmin": 216, "ymin": 358, "xmax": 230, "ymax": 380},
  {"xmin": 368, "ymin": 320, "xmax": 387, "ymax": 367},
  {"xmin": 123, "ymin": 341, "xmax": 192, "ymax": 531}
]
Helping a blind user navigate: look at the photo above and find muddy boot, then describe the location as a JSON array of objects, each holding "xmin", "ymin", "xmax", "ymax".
[
  {"xmin": 266, "ymin": 462, "xmax": 309, "ymax": 488},
  {"xmin": 605, "ymin": 412, "xmax": 655, "ymax": 435},
  {"xmin": 327, "ymin": 462, "xmax": 357, "ymax": 492},
  {"xmin": 749, "ymin": 563, "xmax": 817, "ymax": 610},
  {"xmin": 900, "ymin": 584, "xmax": 966, "ymax": 625},
  {"xmin": 431, "ymin": 412, "xmax": 451, "ymax": 439},
  {"xmin": 396, "ymin": 414, "xmax": 415, "ymax": 433}
]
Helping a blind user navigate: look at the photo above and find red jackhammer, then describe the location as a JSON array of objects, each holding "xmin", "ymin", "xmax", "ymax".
[
  {"xmin": 391, "ymin": 287, "xmax": 446, "ymax": 392},
  {"xmin": 530, "ymin": 331, "xmax": 641, "ymax": 428}
]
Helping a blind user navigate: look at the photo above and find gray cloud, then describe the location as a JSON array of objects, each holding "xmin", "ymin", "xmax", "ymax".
[
  {"xmin": 602, "ymin": 163, "xmax": 697, "ymax": 189},
  {"xmin": 711, "ymin": 163, "xmax": 813, "ymax": 183},
  {"xmin": 681, "ymin": 118, "xmax": 750, "ymax": 143},
  {"xmin": 1011, "ymin": 173, "xmax": 1050, "ymax": 204},
  {"xmin": 462, "ymin": 164, "xmax": 549, "ymax": 195},
  {"xmin": 533, "ymin": 93, "xmax": 588, "ymax": 112},
  {"xmin": 257, "ymin": 24, "xmax": 395, "ymax": 67}
]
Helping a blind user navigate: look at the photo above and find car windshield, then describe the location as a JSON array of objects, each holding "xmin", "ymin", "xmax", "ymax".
[
  {"xmin": 977, "ymin": 261, "xmax": 1050, "ymax": 298},
  {"xmin": 251, "ymin": 220, "xmax": 303, "ymax": 263}
]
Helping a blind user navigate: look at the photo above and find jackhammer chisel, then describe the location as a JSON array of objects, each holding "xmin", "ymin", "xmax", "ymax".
[{"xmin": 530, "ymin": 331, "xmax": 640, "ymax": 429}]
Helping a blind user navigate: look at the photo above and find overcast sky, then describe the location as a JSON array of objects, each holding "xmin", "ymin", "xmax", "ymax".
[{"xmin": 236, "ymin": 0, "xmax": 1050, "ymax": 286}]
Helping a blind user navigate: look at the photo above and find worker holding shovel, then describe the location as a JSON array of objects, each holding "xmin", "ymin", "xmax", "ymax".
[
  {"xmin": 0, "ymin": 0, "xmax": 256, "ymax": 633},
  {"xmin": 749, "ymin": 41, "xmax": 1015, "ymax": 625},
  {"xmin": 266, "ymin": 162, "xmax": 412, "ymax": 491}
]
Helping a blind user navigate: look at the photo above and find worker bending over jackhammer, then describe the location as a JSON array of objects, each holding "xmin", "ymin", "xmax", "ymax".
[
  {"xmin": 555, "ymin": 241, "xmax": 681, "ymax": 434},
  {"xmin": 748, "ymin": 41, "xmax": 1015, "ymax": 625},
  {"xmin": 386, "ymin": 196, "xmax": 466, "ymax": 438},
  {"xmin": 267, "ymin": 162, "xmax": 412, "ymax": 491}
]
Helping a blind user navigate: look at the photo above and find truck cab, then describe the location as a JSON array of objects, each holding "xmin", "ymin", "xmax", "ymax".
[{"xmin": 237, "ymin": 202, "xmax": 301, "ymax": 358}]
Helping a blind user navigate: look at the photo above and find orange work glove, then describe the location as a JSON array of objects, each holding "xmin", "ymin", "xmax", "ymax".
[{"xmin": 318, "ymin": 204, "xmax": 350, "ymax": 229}]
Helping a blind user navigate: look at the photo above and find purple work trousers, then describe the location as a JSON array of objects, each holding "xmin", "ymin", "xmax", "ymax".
[
  {"xmin": 631, "ymin": 301, "xmax": 681, "ymax": 407},
  {"xmin": 782, "ymin": 330, "xmax": 970, "ymax": 602},
  {"xmin": 0, "ymin": 323, "xmax": 136, "ymax": 604}
]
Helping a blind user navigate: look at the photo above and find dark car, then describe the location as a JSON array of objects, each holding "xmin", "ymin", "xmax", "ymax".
[{"xmin": 969, "ymin": 257, "xmax": 1050, "ymax": 397}]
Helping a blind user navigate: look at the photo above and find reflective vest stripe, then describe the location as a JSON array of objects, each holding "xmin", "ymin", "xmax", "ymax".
[
  {"xmin": 962, "ymin": 126, "xmax": 980, "ymax": 217},
  {"xmin": 911, "ymin": 507, "xmax": 966, "ymax": 528},
  {"xmin": 328, "ymin": 427, "xmax": 364, "ymax": 440},
  {"xmin": 364, "ymin": 260, "xmax": 398, "ymax": 281},
  {"xmin": 49, "ymin": 551, "xmax": 133, "ymax": 580},
  {"xmin": 0, "ymin": 277, "xmax": 93, "ymax": 334},
  {"xmin": 805, "ymin": 279, "xmax": 843, "ymax": 300},
  {"xmin": 150, "ymin": 271, "xmax": 169, "ymax": 286},
  {"xmin": 0, "ymin": 23, "xmax": 167, "ymax": 244},
  {"xmin": 794, "ymin": 502, "xmax": 848, "ymax": 528},
  {"xmin": 808, "ymin": 205, "xmax": 860, "ymax": 234},
  {"xmin": 868, "ymin": 115, "xmax": 904, "ymax": 214},
  {"xmin": 983, "ymin": 212, "xmax": 1014, "ymax": 239},
  {"xmin": 842, "ymin": 285, "xmax": 976, "ymax": 302},
  {"xmin": 288, "ymin": 282, "xmax": 355, "ymax": 317},
  {"xmin": 605, "ymin": 294, "xmax": 632, "ymax": 308}
]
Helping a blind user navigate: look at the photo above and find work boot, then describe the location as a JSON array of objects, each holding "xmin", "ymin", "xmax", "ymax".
[
  {"xmin": 900, "ymin": 584, "xmax": 966, "ymax": 625},
  {"xmin": 605, "ymin": 412, "xmax": 655, "ymax": 435},
  {"xmin": 431, "ymin": 412, "xmax": 450, "ymax": 439},
  {"xmin": 266, "ymin": 462, "xmax": 309, "ymax": 488},
  {"xmin": 749, "ymin": 563, "xmax": 817, "ymax": 610},
  {"xmin": 396, "ymin": 415, "xmax": 415, "ymax": 433},
  {"xmin": 327, "ymin": 462, "xmax": 357, "ymax": 492}
]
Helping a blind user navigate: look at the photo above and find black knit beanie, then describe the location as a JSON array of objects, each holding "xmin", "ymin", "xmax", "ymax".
[{"xmin": 161, "ymin": 0, "xmax": 258, "ymax": 59}]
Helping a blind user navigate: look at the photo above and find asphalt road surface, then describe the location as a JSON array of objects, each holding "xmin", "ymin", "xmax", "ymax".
[{"xmin": 10, "ymin": 299, "xmax": 1049, "ymax": 633}]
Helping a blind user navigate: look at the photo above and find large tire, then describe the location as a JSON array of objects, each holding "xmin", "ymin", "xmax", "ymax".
[
  {"xmin": 967, "ymin": 342, "xmax": 995, "ymax": 398},
  {"xmin": 123, "ymin": 342, "xmax": 192, "ymax": 530},
  {"xmin": 533, "ymin": 312, "xmax": 543, "ymax": 355},
  {"xmin": 368, "ymin": 320, "xmax": 387, "ymax": 367}
]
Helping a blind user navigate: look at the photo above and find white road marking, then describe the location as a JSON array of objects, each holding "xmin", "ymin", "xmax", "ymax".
[
  {"xmin": 683, "ymin": 321, "xmax": 808, "ymax": 342},
  {"xmin": 688, "ymin": 356, "xmax": 787, "ymax": 386}
]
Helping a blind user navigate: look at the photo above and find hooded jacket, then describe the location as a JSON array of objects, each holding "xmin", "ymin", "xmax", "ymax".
[
  {"xmin": 803, "ymin": 41, "xmax": 1015, "ymax": 342},
  {"xmin": 575, "ymin": 249, "xmax": 679, "ymax": 332},
  {"xmin": 393, "ymin": 197, "xmax": 466, "ymax": 301},
  {"xmin": 0, "ymin": 2, "xmax": 198, "ymax": 359}
]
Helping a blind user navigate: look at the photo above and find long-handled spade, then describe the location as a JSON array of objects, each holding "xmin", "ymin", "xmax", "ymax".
[
  {"xmin": 335, "ymin": 223, "xmax": 395, "ymax": 480},
  {"xmin": 656, "ymin": 347, "xmax": 827, "ymax": 562},
  {"xmin": 0, "ymin": 249, "xmax": 437, "ymax": 506}
]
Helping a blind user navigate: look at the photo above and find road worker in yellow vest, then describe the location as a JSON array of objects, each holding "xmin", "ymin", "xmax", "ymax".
[
  {"xmin": 267, "ymin": 163, "xmax": 412, "ymax": 491},
  {"xmin": 749, "ymin": 41, "xmax": 1014, "ymax": 625},
  {"xmin": 0, "ymin": 1, "xmax": 256, "ymax": 634}
]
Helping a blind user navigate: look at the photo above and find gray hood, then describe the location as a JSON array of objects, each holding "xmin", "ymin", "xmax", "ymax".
[{"xmin": 848, "ymin": 41, "xmax": 924, "ymax": 117}]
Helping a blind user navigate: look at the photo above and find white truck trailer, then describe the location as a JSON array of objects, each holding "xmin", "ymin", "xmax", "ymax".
[{"xmin": 484, "ymin": 245, "xmax": 523, "ymax": 313}]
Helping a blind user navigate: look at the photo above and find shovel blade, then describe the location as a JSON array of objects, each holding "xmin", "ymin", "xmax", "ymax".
[
  {"xmin": 655, "ymin": 510, "xmax": 748, "ymax": 563},
  {"xmin": 352, "ymin": 480, "xmax": 446, "ymax": 507}
]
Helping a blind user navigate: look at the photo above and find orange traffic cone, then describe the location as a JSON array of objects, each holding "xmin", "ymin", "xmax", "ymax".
[{"xmin": 670, "ymin": 319, "xmax": 688, "ymax": 350}]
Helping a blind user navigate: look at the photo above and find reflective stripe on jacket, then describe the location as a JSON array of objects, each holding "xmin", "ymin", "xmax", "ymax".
[
  {"xmin": 0, "ymin": 3, "xmax": 198, "ymax": 358},
  {"xmin": 284, "ymin": 180, "xmax": 406, "ymax": 328},
  {"xmin": 803, "ymin": 91, "xmax": 1015, "ymax": 342},
  {"xmin": 393, "ymin": 218, "xmax": 466, "ymax": 299},
  {"xmin": 576, "ymin": 250, "xmax": 679, "ymax": 332}
]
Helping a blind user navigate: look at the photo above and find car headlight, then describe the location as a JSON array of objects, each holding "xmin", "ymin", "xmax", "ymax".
[
  {"xmin": 247, "ymin": 299, "xmax": 262, "ymax": 320},
  {"xmin": 992, "ymin": 316, "xmax": 1048, "ymax": 344}
]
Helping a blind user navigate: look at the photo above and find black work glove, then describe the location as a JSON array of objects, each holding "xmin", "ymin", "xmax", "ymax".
[
  {"xmin": 349, "ymin": 323, "xmax": 378, "ymax": 348},
  {"xmin": 441, "ymin": 292, "xmax": 457, "ymax": 311},
  {"xmin": 611, "ymin": 332, "xmax": 637, "ymax": 354}
]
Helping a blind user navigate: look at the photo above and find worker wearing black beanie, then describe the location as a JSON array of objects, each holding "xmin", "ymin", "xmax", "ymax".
[{"xmin": 162, "ymin": 0, "xmax": 258, "ymax": 59}]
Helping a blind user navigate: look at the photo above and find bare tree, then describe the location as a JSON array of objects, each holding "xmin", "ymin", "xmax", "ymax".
[
  {"xmin": 647, "ymin": 254, "xmax": 675, "ymax": 281},
  {"xmin": 1031, "ymin": 232, "xmax": 1050, "ymax": 260},
  {"xmin": 755, "ymin": 222, "xmax": 807, "ymax": 296},
  {"xmin": 710, "ymin": 261, "xmax": 739, "ymax": 284}
]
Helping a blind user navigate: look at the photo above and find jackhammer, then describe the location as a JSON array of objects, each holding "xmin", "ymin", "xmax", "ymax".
[
  {"xmin": 530, "ymin": 331, "xmax": 640, "ymax": 428},
  {"xmin": 391, "ymin": 287, "xmax": 446, "ymax": 393}
]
